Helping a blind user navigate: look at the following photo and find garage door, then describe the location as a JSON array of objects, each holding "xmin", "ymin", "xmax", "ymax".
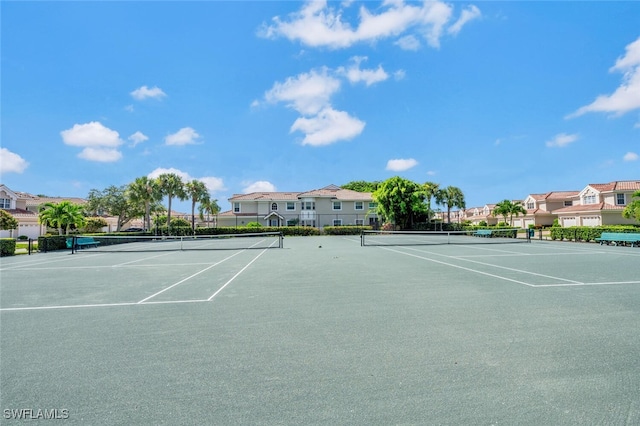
[
  {"xmin": 562, "ymin": 217, "xmax": 576, "ymax": 227},
  {"xmin": 582, "ymin": 216, "xmax": 599, "ymax": 227}
]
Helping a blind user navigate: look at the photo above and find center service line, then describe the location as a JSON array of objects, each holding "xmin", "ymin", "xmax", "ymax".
[{"xmin": 207, "ymin": 248, "xmax": 269, "ymax": 301}]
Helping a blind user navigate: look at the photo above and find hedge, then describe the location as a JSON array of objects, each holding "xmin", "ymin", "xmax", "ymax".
[
  {"xmin": 37, "ymin": 235, "xmax": 68, "ymax": 252},
  {"xmin": 0, "ymin": 239, "xmax": 16, "ymax": 257},
  {"xmin": 550, "ymin": 225, "xmax": 640, "ymax": 242},
  {"xmin": 323, "ymin": 226, "xmax": 372, "ymax": 235}
]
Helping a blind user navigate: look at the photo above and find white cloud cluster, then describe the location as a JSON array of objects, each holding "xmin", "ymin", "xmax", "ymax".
[
  {"xmin": 147, "ymin": 167, "xmax": 225, "ymax": 193},
  {"xmin": 242, "ymin": 181, "xmax": 277, "ymax": 193},
  {"xmin": 545, "ymin": 133, "xmax": 579, "ymax": 148},
  {"xmin": 165, "ymin": 127, "xmax": 201, "ymax": 146},
  {"xmin": 623, "ymin": 152, "xmax": 638, "ymax": 162},
  {"xmin": 259, "ymin": 0, "xmax": 480, "ymax": 50},
  {"xmin": 263, "ymin": 66, "xmax": 371, "ymax": 146},
  {"xmin": 130, "ymin": 85, "xmax": 167, "ymax": 101},
  {"xmin": 60, "ymin": 121, "xmax": 124, "ymax": 162},
  {"xmin": 338, "ymin": 56, "xmax": 389, "ymax": 86},
  {"xmin": 386, "ymin": 158, "xmax": 418, "ymax": 171},
  {"xmin": 128, "ymin": 131, "xmax": 149, "ymax": 147},
  {"xmin": 0, "ymin": 148, "xmax": 29, "ymax": 175},
  {"xmin": 569, "ymin": 37, "xmax": 640, "ymax": 118}
]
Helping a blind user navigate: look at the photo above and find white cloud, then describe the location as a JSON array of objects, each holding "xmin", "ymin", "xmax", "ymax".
[
  {"xmin": 130, "ymin": 85, "xmax": 167, "ymax": 101},
  {"xmin": 339, "ymin": 56, "xmax": 389, "ymax": 86},
  {"xmin": 386, "ymin": 158, "xmax": 418, "ymax": 171},
  {"xmin": 60, "ymin": 121, "xmax": 123, "ymax": 162},
  {"xmin": 0, "ymin": 148, "xmax": 29, "ymax": 174},
  {"xmin": 545, "ymin": 133, "xmax": 579, "ymax": 148},
  {"xmin": 78, "ymin": 147, "xmax": 122, "ymax": 163},
  {"xmin": 243, "ymin": 181, "xmax": 277, "ymax": 193},
  {"xmin": 448, "ymin": 5, "xmax": 481, "ymax": 36},
  {"xmin": 291, "ymin": 107, "xmax": 365, "ymax": 146},
  {"xmin": 568, "ymin": 37, "xmax": 640, "ymax": 118},
  {"xmin": 128, "ymin": 131, "xmax": 149, "ymax": 147},
  {"xmin": 165, "ymin": 127, "xmax": 201, "ymax": 146},
  {"xmin": 264, "ymin": 68, "xmax": 341, "ymax": 115},
  {"xmin": 259, "ymin": 0, "xmax": 474, "ymax": 50},
  {"xmin": 426, "ymin": 170, "xmax": 437, "ymax": 176},
  {"xmin": 147, "ymin": 168, "xmax": 225, "ymax": 192},
  {"xmin": 623, "ymin": 152, "xmax": 639, "ymax": 162},
  {"xmin": 124, "ymin": 105, "xmax": 134, "ymax": 113},
  {"xmin": 395, "ymin": 35, "xmax": 421, "ymax": 51}
]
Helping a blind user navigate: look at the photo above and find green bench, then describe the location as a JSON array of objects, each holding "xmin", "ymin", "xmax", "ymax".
[
  {"xmin": 66, "ymin": 237, "xmax": 101, "ymax": 250},
  {"xmin": 595, "ymin": 232, "xmax": 640, "ymax": 247},
  {"xmin": 474, "ymin": 230, "xmax": 493, "ymax": 237}
]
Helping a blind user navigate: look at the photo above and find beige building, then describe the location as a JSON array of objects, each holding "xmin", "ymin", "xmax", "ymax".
[{"xmin": 219, "ymin": 184, "xmax": 378, "ymax": 229}]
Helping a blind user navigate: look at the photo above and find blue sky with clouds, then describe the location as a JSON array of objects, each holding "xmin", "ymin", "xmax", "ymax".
[{"xmin": 1, "ymin": 1, "xmax": 639, "ymax": 212}]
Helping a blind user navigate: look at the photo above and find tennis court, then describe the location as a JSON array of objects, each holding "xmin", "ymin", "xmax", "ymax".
[{"xmin": 1, "ymin": 234, "xmax": 639, "ymax": 424}]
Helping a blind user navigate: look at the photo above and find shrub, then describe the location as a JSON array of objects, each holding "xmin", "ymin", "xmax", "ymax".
[
  {"xmin": 323, "ymin": 226, "xmax": 372, "ymax": 235},
  {"xmin": 37, "ymin": 235, "xmax": 68, "ymax": 252},
  {"xmin": 246, "ymin": 222, "xmax": 263, "ymax": 228},
  {"xmin": 0, "ymin": 239, "xmax": 16, "ymax": 256},
  {"xmin": 17, "ymin": 235, "xmax": 29, "ymax": 240}
]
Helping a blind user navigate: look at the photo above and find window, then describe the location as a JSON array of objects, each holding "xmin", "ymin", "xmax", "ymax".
[
  {"xmin": 355, "ymin": 219, "xmax": 364, "ymax": 226},
  {"xmin": 301, "ymin": 201, "xmax": 315, "ymax": 210},
  {"xmin": 332, "ymin": 201, "xmax": 342, "ymax": 210},
  {"xmin": 616, "ymin": 193, "xmax": 626, "ymax": 205},
  {"xmin": 583, "ymin": 195, "xmax": 596, "ymax": 204},
  {"xmin": 0, "ymin": 198, "xmax": 10, "ymax": 209},
  {"xmin": 286, "ymin": 202, "xmax": 295, "ymax": 211},
  {"xmin": 564, "ymin": 201, "xmax": 573, "ymax": 207},
  {"xmin": 368, "ymin": 202, "xmax": 377, "ymax": 209},
  {"xmin": 333, "ymin": 219, "xmax": 342, "ymax": 226},
  {"xmin": 271, "ymin": 202, "xmax": 278, "ymax": 211},
  {"xmin": 526, "ymin": 201, "xmax": 534, "ymax": 210},
  {"xmin": 354, "ymin": 201, "xmax": 364, "ymax": 210},
  {"xmin": 233, "ymin": 202, "xmax": 240, "ymax": 213}
]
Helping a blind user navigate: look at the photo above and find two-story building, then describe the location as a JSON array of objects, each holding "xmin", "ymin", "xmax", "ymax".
[{"xmin": 218, "ymin": 184, "xmax": 378, "ymax": 229}]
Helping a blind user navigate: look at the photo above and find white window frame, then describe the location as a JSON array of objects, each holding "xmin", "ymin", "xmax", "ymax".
[
  {"xmin": 0, "ymin": 198, "xmax": 11, "ymax": 209},
  {"xmin": 616, "ymin": 193, "xmax": 626, "ymax": 205},
  {"xmin": 233, "ymin": 202, "xmax": 241, "ymax": 213},
  {"xmin": 271, "ymin": 202, "xmax": 278, "ymax": 211},
  {"xmin": 368, "ymin": 202, "xmax": 377, "ymax": 210},
  {"xmin": 286, "ymin": 202, "xmax": 295, "ymax": 211},
  {"xmin": 564, "ymin": 200, "xmax": 573, "ymax": 207},
  {"xmin": 583, "ymin": 195, "xmax": 596, "ymax": 204},
  {"xmin": 354, "ymin": 201, "xmax": 364, "ymax": 211},
  {"xmin": 332, "ymin": 201, "xmax": 342, "ymax": 211},
  {"xmin": 526, "ymin": 201, "xmax": 534, "ymax": 210},
  {"xmin": 355, "ymin": 219, "xmax": 364, "ymax": 226},
  {"xmin": 333, "ymin": 219, "xmax": 342, "ymax": 226},
  {"xmin": 301, "ymin": 201, "xmax": 315, "ymax": 210}
]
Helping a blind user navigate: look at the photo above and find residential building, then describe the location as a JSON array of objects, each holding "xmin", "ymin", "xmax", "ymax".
[
  {"xmin": 514, "ymin": 191, "xmax": 580, "ymax": 228},
  {"xmin": 552, "ymin": 180, "xmax": 640, "ymax": 227},
  {"xmin": 219, "ymin": 184, "xmax": 378, "ymax": 229}
]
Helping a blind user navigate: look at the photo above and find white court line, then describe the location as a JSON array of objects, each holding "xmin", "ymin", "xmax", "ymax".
[
  {"xmin": 208, "ymin": 247, "xmax": 270, "ymax": 301},
  {"xmin": 0, "ymin": 299, "xmax": 208, "ymax": 313},
  {"xmin": 137, "ymin": 250, "xmax": 246, "ymax": 303},
  {"xmin": 380, "ymin": 246, "xmax": 537, "ymax": 287},
  {"xmin": 456, "ymin": 251, "xmax": 607, "ymax": 258},
  {"xmin": 532, "ymin": 281, "xmax": 640, "ymax": 288},
  {"xmin": 404, "ymin": 246, "xmax": 583, "ymax": 284}
]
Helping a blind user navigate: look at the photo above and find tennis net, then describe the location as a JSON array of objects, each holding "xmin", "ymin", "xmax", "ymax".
[
  {"xmin": 360, "ymin": 229, "xmax": 530, "ymax": 246},
  {"xmin": 69, "ymin": 232, "xmax": 284, "ymax": 253}
]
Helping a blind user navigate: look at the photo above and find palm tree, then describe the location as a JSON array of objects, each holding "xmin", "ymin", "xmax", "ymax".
[
  {"xmin": 127, "ymin": 176, "xmax": 162, "ymax": 231},
  {"xmin": 198, "ymin": 195, "xmax": 221, "ymax": 228},
  {"xmin": 38, "ymin": 201, "xmax": 86, "ymax": 235},
  {"xmin": 493, "ymin": 199, "xmax": 526, "ymax": 226},
  {"xmin": 440, "ymin": 186, "xmax": 466, "ymax": 224},
  {"xmin": 423, "ymin": 181, "xmax": 440, "ymax": 227},
  {"xmin": 185, "ymin": 179, "xmax": 210, "ymax": 233},
  {"xmin": 155, "ymin": 173, "xmax": 187, "ymax": 233}
]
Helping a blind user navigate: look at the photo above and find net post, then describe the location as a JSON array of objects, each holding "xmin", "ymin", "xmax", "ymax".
[
  {"xmin": 279, "ymin": 232, "xmax": 284, "ymax": 248},
  {"xmin": 71, "ymin": 236, "xmax": 77, "ymax": 254},
  {"xmin": 28, "ymin": 238, "xmax": 32, "ymax": 255}
]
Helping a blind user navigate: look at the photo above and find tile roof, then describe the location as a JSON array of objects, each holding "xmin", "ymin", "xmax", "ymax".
[
  {"xmin": 229, "ymin": 192, "xmax": 301, "ymax": 201},
  {"xmin": 529, "ymin": 191, "xmax": 579, "ymax": 201},
  {"xmin": 229, "ymin": 185, "xmax": 373, "ymax": 202},
  {"xmin": 587, "ymin": 180, "xmax": 640, "ymax": 192},
  {"xmin": 2, "ymin": 208, "xmax": 37, "ymax": 218},
  {"xmin": 552, "ymin": 202, "xmax": 626, "ymax": 214}
]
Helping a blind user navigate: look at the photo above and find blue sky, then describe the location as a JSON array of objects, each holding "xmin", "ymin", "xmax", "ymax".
[{"xmin": 2, "ymin": 1, "xmax": 639, "ymax": 213}]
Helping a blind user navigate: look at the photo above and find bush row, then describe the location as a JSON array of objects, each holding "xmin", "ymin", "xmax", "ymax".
[
  {"xmin": 550, "ymin": 225, "xmax": 640, "ymax": 242},
  {"xmin": 0, "ymin": 239, "xmax": 16, "ymax": 257}
]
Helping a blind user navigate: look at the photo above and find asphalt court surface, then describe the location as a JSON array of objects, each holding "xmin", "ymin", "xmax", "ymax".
[{"xmin": 1, "ymin": 236, "xmax": 639, "ymax": 425}]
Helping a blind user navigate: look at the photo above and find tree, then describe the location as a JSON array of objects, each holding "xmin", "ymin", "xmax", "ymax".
[
  {"xmin": 493, "ymin": 199, "xmax": 526, "ymax": 226},
  {"xmin": 422, "ymin": 181, "xmax": 441, "ymax": 225},
  {"xmin": 156, "ymin": 173, "xmax": 186, "ymax": 232},
  {"xmin": 83, "ymin": 217, "xmax": 108, "ymax": 233},
  {"xmin": 127, "ymin": 176, "xmax": 162, "ymax": 231},
  {"xmin": 185, "ymin": 179, "xmax": 210, "ymax": 233},
  {"xmin": 198, "ymin": 195, "xmax": 221, "ymax": 228},
  {"xmin": 0, "ymin": 210, "xmax": 19, "ymax": 232},
  {"xmin": 341, "ymin": 181, "xmax": 382, "ymax": 193},
  {"xmin": 440, "ymin": 186, "xmax": 466, "ymax": 223},
  {"xmin": 622, "ymin": 190, "xmax": 640, "ymax": 222},
  {"xmin": 38, "ymin": 201, "xmax": 86, "ymax": 235},
  {"xmin": 86, "ymin": 185, "xmax": 141, "ymax": 231},
  {"xmin": 372, "ymin": 176, "xmax": 426, "ymax": 230}
]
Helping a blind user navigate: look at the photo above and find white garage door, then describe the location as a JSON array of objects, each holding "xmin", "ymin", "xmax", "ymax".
[
  {"xmin": 582, "ymin": 216, "xmax": 600, "ymax": 227},
  {"xmin": 563, "ymin": 217, "xmax": 576, "ymax": 227}
]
